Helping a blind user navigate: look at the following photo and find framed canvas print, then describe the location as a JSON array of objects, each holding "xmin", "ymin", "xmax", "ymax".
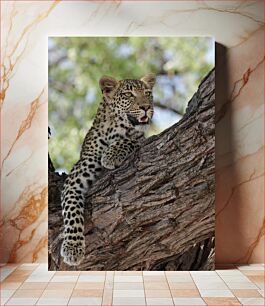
[
  {"xmin": 48, "ymin": 36, "xmax": 215, "ymax": 271},
  {"xmin": 1, "ymin": 1, "xmax": 263, "ymax": 305}
]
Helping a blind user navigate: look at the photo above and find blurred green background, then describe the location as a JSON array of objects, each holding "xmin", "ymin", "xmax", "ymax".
[{"xmin": 49, "ymin": 37, "xmax": 214, "ymax": 172}]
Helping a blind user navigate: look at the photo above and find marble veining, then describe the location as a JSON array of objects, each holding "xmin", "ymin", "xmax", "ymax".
[{"xmin": 0, "ymin": 0, "xmax": 264, "ymax": 263}]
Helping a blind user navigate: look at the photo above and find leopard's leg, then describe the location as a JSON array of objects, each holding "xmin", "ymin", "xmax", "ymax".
[
  {"xmin": 101, "ymin": 139, "xmax": 136, "ymax": 170},
  {"xmin": 60, "ymin": 159, "xmax": 101, "ymax": 266}
]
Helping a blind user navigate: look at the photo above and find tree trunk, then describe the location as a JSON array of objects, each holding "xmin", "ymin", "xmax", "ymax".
[{"xmin": 48, "ymin": 69, "xmax": 215, "ymax": 271}]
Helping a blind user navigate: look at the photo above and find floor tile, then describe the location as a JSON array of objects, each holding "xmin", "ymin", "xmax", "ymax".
[
  {"xmin": 50, "ymin": 275, "xmax": 78, "ymax": 282},
  {"xmin": 12, "ymin": 289, "xmax": 43, "ymax": 298},
  {"xmin": 255, "ymin": 282, "xmax": 264, "ymax": 290},
  {"xmin": 30, "ymin": 269, "xmax": 54, "ymax": 276},
  {"xmin": 165, "ymin": 271, "xmax": 190, "ymax": 275},
  {"xmin": 19, "ymin": 282, "xmax": 48, "ymax": 290},
  {"xmin": 112, "ymin": 296, "xmax": 146, "ymax": 305},
  {"xmin": 6, "ymin": 297, "xmax": 38, "ymax": 305},
  {"xmin": 115, "ymin": 271, "xmax": 143, "ymax": 276},
  {"xmin": 191, "ymin": 273, "xmax": 223, "ymax": 279},
  {"xmin": 216, "ymin": 269, "xmax": 245, "ymax": 276},
  {"xmin": 225, "ymin": 282, "xmax": 258, "ymax": 289},
  {"xmin": 237, "ymin": 264, "xmax": 264, "ymax": 270},
  {"xmin": 191, "ymin": 271, "xmax": 217, "ymax": 276},
  {"xmin": 113, "ymin": 290, "xmax": 145, "ymax": 297},
  {"xmin": 238, "ymin": 297, "xmax": 265, "ymax": 305},
  {"xmin": 104, "ymin": 281, "xmax": 114, "ymax": 290},
  {"xmin": 40, "ymin": 289, "xmax": 72, "ymax": 298},
  {"xmin": 29, "ymin": 270, "xmax": 55, "ymax": 276},
  {"xmin": 55, "ymin": 271, "xmax": 80, "ymax": 275},
  {"xmin": 105, "ymin": 271, "xmax": 115, "ymax": 278},
  {"xmin": 219, "ymin": 275, "xmax": 251, "ymax": 282},
  {"xmin": 114, "ymin": 276, "xmax": 143, "ymax": 283},
  {"xmin": 0, "ymin": 290, "xmax": 15, "ymax": 305},
  {"xmin": 203, "ymin": 297, "xmax": 242, "ymax": 305},
  {"xmin": 3, "ymin": 275, "xmax": 28, "ymax": 283},
  {"xmin": 0, "ymin": 289, "xmax": 15, "ymax": 298},
  {"xmin": 104, "ymin": 282, "xmax": 114, "ymax": 290},
  {"xmin": 145, "ymin": 290, "xmax": 172, "ymax": 298},
  {"xmin": 80, "ymin": 271, "xmax": 106, "ymax": 275},
  {"xmin": 192, "ymin": 274, "xmax": 223, "ymax": 279},
  {"xmin": 25, "ymin": 276, "xmax": 54, "ymax": 283},
  {"xmin": 102, "ymin": 288, "xmax": 112, "ymax": 306},
  {"xmin": 199, "ymin": 289, "xmax": 234, "ymax": 297},
  {"xmin": 166, "ymin": 275, "xmax": 193, "ymax": 283},
  {"xmin": 143, "ymin": 271, "xmax": 165, "ymax": 276},
  {"xmin": 18, "ymin": 264, "xmax": 39, "ymax": 270},
  {"xmin": 146, "ymin": 297, "xmax": 174, "ymax": 305},
  {"xmin": 68, "ymin": 297, "xmax": 102, "ymax": 305},
  {"xmin": 78, "ymin": 275, "xmax": 105, "ymax": 282},
  {"xmin": 0, "ymin": 282, "xmax": 22, "ymax": 290},
  {"xmin": 258, "ymin": 290, "xmax": 264, "ymax": 297},
  {"xmin": 37, "ymin": 264, "xmax": 49, "ymax": 269},
  {"xmin": 195, "ymin": 281, "xmax": 228, "ymax": 290},
  {"xmin": 168, "ymin": 282, "xmax": 197, "ymax": 289},
  {"xmin": 114, "ymin": 282, "xmax": 144, "ymax": 290},
  {"xmin": 173, "ymin": 297, "xmax": 206, "ymax": 305},
  {"xmin": 232, "ymin": 289, "xmax": 262, "ymax": 298},
  {"xmin": 71, "ymin": 289, "xmax": 103, "ymax": 297},
  {"xmin": 241, "ymin": 270, "xmax": 264, "ymax": 276},
  {"xmin": 1, "ymin": 263, "xmax": 264, "ymax": 305},
  {"xmin": 45, "ymin": 282, "xmax": 76, "ymax": 290},
  {"xmin": 104, "ymin": 272, "xmax": 114, "ymax": 290},
  {"xmin": 170, "ymin": 289, "xmax": 200, "ymax": 297},
  {"xmin": 144, "ymin": 276, "xmax": 167, "ymax": 282},
  {"xmin": 37, "ymin": 298, "xmax": 70, "ymax": 305},
  {"xmin": 1, "ymin": 297, "xmax": 10, "ymax": 305},
  {"xmin": 8, "ymin": 269, "xmax": 32, "ymax": 276},
  {"xmin": 144, "ymin": 282, "xmax": 169, "ymax": 290},
  {"xmin": 75, "ymin": 282, "xmax": 105, "ymax": 290},
  {"xmin": 247, "ymin": 275, "xmax": 264, "ymax": 282},
  {"xmin": 0, "ymin": 266, "xmax": 18, "ymax": 282}
]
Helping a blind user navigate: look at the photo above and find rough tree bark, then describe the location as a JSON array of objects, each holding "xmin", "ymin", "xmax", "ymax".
[{"xmin": 48, "ymin": 69, "xmax": 215, "ymax": 271}]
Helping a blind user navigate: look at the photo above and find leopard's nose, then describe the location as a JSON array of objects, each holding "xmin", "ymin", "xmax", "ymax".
[{"xmin": 140, "ymin": 105, "xmax": 150, "ymax": 111}]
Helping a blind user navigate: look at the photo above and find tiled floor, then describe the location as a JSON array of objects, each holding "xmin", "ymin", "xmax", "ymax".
[{"xmin": 0, "ymin": 264, "xmax": 264, "ymax": 305}]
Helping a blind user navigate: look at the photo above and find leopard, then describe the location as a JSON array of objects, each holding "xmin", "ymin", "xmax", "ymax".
[{"xmin": 60, "ymin": 73, "xmax": 156, "ymax": 266}]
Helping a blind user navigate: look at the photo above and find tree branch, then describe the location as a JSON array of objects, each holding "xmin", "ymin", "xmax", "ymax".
[{"xmin": 48, "ymin": 69, "xmax": 215, "ymax": 271}]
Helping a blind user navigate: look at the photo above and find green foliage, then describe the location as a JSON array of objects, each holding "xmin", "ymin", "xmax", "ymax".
[{"xmin": 49, "ymin": 37, "xmax": 214, "ymax": 172}]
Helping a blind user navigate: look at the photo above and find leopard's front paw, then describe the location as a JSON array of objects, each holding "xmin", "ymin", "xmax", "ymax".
[
  {"xmin": 60, "ymin": 239, "xmax": 85, "ymax": 266},
  {"xmin": 101, "ymin": 155, "xmax": 116, "ymax": 170}
]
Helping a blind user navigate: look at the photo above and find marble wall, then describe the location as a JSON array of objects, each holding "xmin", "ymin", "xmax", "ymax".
[{"xmin": 0, "ymin": 1, "xmax": 264, "ymax": 263}]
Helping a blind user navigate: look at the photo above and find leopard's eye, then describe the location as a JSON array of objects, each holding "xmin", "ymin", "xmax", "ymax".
[
  {"xmin": 124, "ymin": 92, "xmax": 134, "ymax": 98},
  {"xmin": 145, "ymin": 91, "xmax": 152, "ymax": 97}
]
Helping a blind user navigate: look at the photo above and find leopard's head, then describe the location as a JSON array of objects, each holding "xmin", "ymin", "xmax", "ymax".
[{"xmin": 99, "ymin": 74, "xmax": 156, "ymax": 128}]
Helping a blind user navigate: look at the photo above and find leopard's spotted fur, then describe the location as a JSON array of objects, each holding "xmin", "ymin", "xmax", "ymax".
[{"xmin": 60, "ymin": 74, "xmax": 156, "ymax": 266}]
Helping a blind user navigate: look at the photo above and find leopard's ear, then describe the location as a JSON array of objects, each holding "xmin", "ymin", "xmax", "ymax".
[
  {"xmin": 99, "ymin": 76, "xmax": 118, "ymax": 95},
  {"xmin": 141, "ymin": 74, "xmax": 156, "ymax": 89}
]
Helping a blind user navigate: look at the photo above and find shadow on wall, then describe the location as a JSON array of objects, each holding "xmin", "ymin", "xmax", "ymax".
[{"xmin": 215, "ymin": 43, "xmax": 241, "ymax": 263}]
